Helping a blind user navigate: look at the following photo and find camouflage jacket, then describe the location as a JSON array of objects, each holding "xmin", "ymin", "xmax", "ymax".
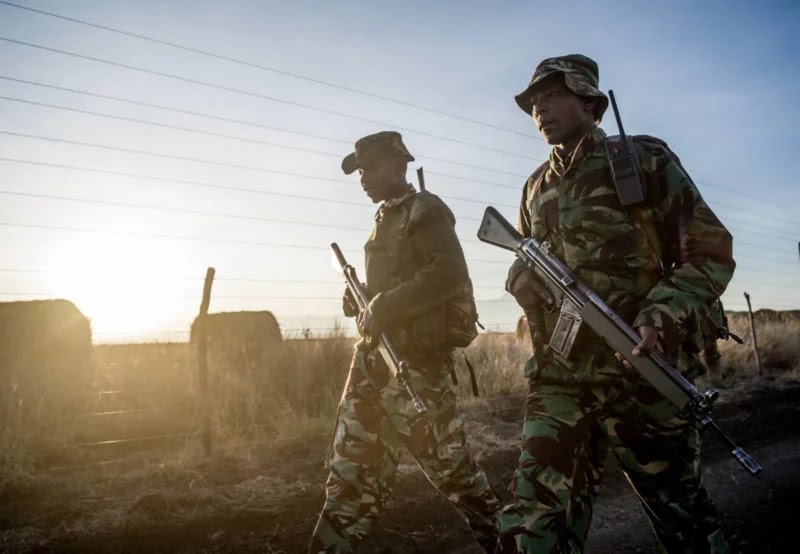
[
  {"xmin": 509, "ymin": 126, "xmax": 735, "ymax": 381},
  {"xmin": 366, "ymin": 188, "xmax": 471, "ymax": 354}
]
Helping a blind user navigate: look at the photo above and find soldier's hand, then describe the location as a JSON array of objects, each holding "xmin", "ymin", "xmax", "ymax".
[
  {"xmin": 615, "ymin": 326, "xmax": 664, "ymax": 369},
  {"xmin": 342, "ymin": 287, "xmax": 359, "ymax": 318},
  {"xmin": 356, "ymin": 308, "xmax": 381, "ymax": 346},
  {"xmin": 510, "ymin": 268, "xmax": 555, "ymax": 311}
]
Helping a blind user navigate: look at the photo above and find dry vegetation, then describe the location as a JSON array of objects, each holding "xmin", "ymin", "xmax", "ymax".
[
  {"xmin": 0, "ymin": 311, "xmax": 798, "ymax": 551},
  {"xmin": 2, "ymin": 313, "xmax": 798, "ymax": 479}
]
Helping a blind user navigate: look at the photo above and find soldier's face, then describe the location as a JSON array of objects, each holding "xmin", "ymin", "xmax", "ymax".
[
  {"xmin": 529, "ymin": 75, "xmax": 595, "ymax": 147},
  {"xmin": 358, "ymin": 157, "xmax": 407, "ymax": 203}
]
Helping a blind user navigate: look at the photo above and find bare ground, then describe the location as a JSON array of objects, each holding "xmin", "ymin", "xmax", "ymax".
[{"xmin": 1, "ymin": 378, "xmax": 798, "ymax": 554}]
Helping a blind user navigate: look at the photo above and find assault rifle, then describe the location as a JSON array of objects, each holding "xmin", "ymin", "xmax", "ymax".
[
  {"xmin": 330, "ymin": 243, "xmax": 427, "ymax": 415},
  {"xmin": 477, "ymin": 207, "xmax": 761, "ymax": 476}
]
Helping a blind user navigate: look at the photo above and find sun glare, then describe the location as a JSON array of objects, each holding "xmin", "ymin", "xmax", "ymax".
[{"xmin": 47, "ymin": 237, "xmax": 190, "ymax": 341}]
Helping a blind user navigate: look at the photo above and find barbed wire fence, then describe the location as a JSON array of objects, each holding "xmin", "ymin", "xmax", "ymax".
[{"xmin": 0, "ymin": 1, "xmax": 797, "ymax": 471}]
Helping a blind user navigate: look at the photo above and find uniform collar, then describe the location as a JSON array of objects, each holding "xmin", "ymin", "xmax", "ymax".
[
  {"xmin": 549, "ymin": 126, "xmax": 607, "ymax": 178},
  {"xmin": 375, "ymin": 185, "xmax": 416, "ymax": 220}
]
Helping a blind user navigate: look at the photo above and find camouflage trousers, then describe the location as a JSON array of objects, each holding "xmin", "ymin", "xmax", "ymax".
[
  {"xmin": 310, "ymin": 345, "xmax": 502, "ymax": 553},
  {"xmin": 496, "ymin": 380, "xmax": 729, "ymax": 554}
]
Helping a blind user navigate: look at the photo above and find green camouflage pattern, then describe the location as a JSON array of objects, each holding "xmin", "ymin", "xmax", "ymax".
[
  {"xmin": 310, "ymin": 345, "xmax": 501, "ymax": 553},
  {"xmin": 341, "ymin": 130, "xmax": 415, "ymax": 175},
  {"xmin": 500, "ymin": 125, "xmax": 734, "ymax": 552},
  {"xmin": 496, "ymin": 382, "xmax": 729, "ymax": 553},
  {"xmin": 507, "ymin": 126, "xmax": 735, "ymax": 383},
  {"xmin": 515, "ymin": 54, "xmax": 609, "ymax": 121},
  {"xmin": 311, "ymin": 184, "xmax": 498, "ymax": 552}
]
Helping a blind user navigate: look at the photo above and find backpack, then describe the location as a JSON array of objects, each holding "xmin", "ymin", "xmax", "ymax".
[
  {"xmin": 388, "ymin": 191, "xmax": 480, "ymax": 351},
  {"xmin": 441, "ymin": 283, "xmax": 480, "ymax": 348},
  {"xmin": 604, "ymin": 133, "xmax": 742, "ymax": 351}
]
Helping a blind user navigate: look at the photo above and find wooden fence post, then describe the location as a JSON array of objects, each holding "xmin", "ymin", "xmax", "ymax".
[
  {"xmin": 743, "ymin": 291, "xmax": 763, "ymax": 377},
  {"xmin": 197, "ymin": 267, "xmax": 215, "ymax": 455}
]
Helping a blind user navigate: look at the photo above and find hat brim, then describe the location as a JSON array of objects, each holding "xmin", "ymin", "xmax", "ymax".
[
  {"xmin": 341, "ymin": 152, "xmax": 415, "ymax": 175},
  {"xmin": 514, "ymin": 68, "xmax": 561, "ymax": 114},
  {"xmin": 341, "ymin": 152, "xmax": 358, "ymax": 175},
  {"xmin": 514, "ymin": 71, "xmax": 609, "ymax": 122}
]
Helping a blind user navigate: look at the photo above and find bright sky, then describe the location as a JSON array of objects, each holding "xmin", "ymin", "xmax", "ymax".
[{"xmin": 1, "ymin": 0, "xmax": 798, "ymax": 342}]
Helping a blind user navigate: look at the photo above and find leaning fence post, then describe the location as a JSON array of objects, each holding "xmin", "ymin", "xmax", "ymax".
[
  {"xmin": 743, "ymin": 291, "xmax": 763, "ymax": 377},
  {"xmin": 196, "ymin": 267, "xmax": 216, "ymax": 455}
]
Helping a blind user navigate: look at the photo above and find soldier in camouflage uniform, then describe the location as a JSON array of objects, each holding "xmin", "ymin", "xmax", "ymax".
[
  {"xmin": 309, "ymin": 131, "xmax": 502, "ymax": 553},
  {"xmin": 499, "ymin": 55, "xmax": 735, "ymax": 553}
]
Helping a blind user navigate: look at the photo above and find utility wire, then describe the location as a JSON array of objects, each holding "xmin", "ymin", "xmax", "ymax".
[
  {"xmin": 0, "ymin": 76, "xmax": 534, "ymax": 177},
  {"xmin": 0, "ymin": 36, "xmax": 540, "ymax": 161},
  {"xmin": 3, "ymin": 76, "xmax": 794, "ymax": 217},
  {"xmin": 0, "ymin": 129, "xmax": 519, "ymax": 193},
  {"xmin": 0, "ymin": 189, "xmax": 495, "ymax": 239},
  {"xmin": 0, "ymin": 221, "xmax": 356, "ymax": 253},
  {"xmin": 0, "ymin": 221, "xmax": 512, "ymax": 264},
  {"xmin": 711, "ymin": 198, "xmax": 798, "ymax": 227},
  {"xmin": 2, "ymin": 266, "xmax": 795, "ymax": 297},
  {"xmin": 0, "ymin": 156, "xmax": 376, "ymax": 209},
  {"xmin": 1, "ymin": 141, "xmax": 793, "ymax": 233},
  {"xmin": 0, "ymin": 0, "xmax": 536, "ymax": 139},
  {"xmin": 0, "ymin": 156, "xmax": 513, "ymax": 213},
  {"xmin": 0, "ymin": 180, "xmax": 794, "ymax": 267},
  {"xmin": 0, "ymin": 189, "xmax": 371, "ymax": 233},
  {"xmin": 697, "ymin": 179, "xmax": 799, "ymax": 213}
]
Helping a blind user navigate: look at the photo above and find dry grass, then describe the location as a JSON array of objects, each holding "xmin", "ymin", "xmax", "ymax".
[
  {"xmin": 1, "ymin": 313, "xmax": 798, "ymax": 489},
  {"xmin": 0, "ymin": 313, "xmax": 797, "ymax": 550},
  {"xmin": 714, "ymin": 315, "xmax": 800, "ymax": 384}
]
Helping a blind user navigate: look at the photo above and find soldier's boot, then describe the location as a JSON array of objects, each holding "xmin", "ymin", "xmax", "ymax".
[{"xmin": 309, "ymin": 496, "xmax": 381, "ymax": 554}]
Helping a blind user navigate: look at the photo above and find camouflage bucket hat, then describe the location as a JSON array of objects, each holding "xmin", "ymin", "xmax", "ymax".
[
  {"xmin": 341, "ymin": 131, "xmax": 415, "ymax": 175},
  {"xmin": 515, "ymin": 54, "xmax": 609, "ymax": 122}
]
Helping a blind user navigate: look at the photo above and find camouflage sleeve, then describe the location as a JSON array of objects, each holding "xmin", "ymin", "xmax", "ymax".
[
  {"xmin": 505, "ymin": 177, "xmax": 533, "ymax": 292},
  {"xmin": 368, "ymin": 195, "xmax": 468, "ymax": 326},
  {"xmin": 632, "ymin": 148, "xmax": 735, "ymax": 351}
]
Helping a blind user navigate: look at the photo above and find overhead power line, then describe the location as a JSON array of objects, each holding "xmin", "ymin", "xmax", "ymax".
[
  {"xmin": 0, "ymin": 36, "xmax": 540, "ymax": 161},
  {"xmin": 0, "ymin": 129, "xmax": 354, "ymax": 184},
  {"xmin": 0, "ymin": 76, "xmax": 535, "ymax": 178},
  {"xmin": 0, "ymin": 156, "xmax": 375, "ymax": 209},
  {"xmin": 697, "ymin": 179, "xmax": 799, "ymax": 213},
  {"xmin": 0, "ymin": 129, "xmax": 520, "ymax": 193},
  {"xmin": 711, "ymin": 198, "xmax": 798, "ymax": 227},
  {"xmin": 0, "ymin": 94, "xmax": 349, "ymax": 158},
  {"xmin": 0, "ymin": 220, "xmax": 355, "ymax": 252},
  {"xmin": 0, "ymin": 220, "xmax": 512, "ymax": 264},
  {"xmin": 0, "ymin": 156, "xmax": 515, "ymax": 214},
  {"xmin": 1, "ymin": 155, "xmax": 793, "ymax": 243},
  {"xmin": 7, "ymin": 188, "xmax": 800, "ymax": 254},
  {"xmin": 0, "ymin": 186, "xmax": 490, "ymax": 243},
  {"xmin": 0, "ymin": 0, "xmax": 536, "ymax": 139},
  {"xmin": 0, "ymin": 71, "xmax": 792, "ymax": 213},
  {"xmin": 0, "ymin": 218, "xmax": 795, "ymax": 268},
  {"xmin": 0, "ymin": 189, "xmax": 371, "ymax": 233}
]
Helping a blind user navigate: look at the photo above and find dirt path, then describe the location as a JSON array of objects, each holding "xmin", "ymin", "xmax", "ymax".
[{"xmin": 3, "ymin": 381, "xmax": 798, "ymax": 553}]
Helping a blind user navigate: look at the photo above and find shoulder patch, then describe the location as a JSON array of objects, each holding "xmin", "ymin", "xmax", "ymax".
[{"xmin": 407, "ymin": 190, "xmax": 455, "ymax": 229}]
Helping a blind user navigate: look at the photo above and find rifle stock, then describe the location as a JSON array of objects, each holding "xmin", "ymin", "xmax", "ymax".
[{"xmin": 477, "ymin": 208, "xmax": 761, "ymax": 476}]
